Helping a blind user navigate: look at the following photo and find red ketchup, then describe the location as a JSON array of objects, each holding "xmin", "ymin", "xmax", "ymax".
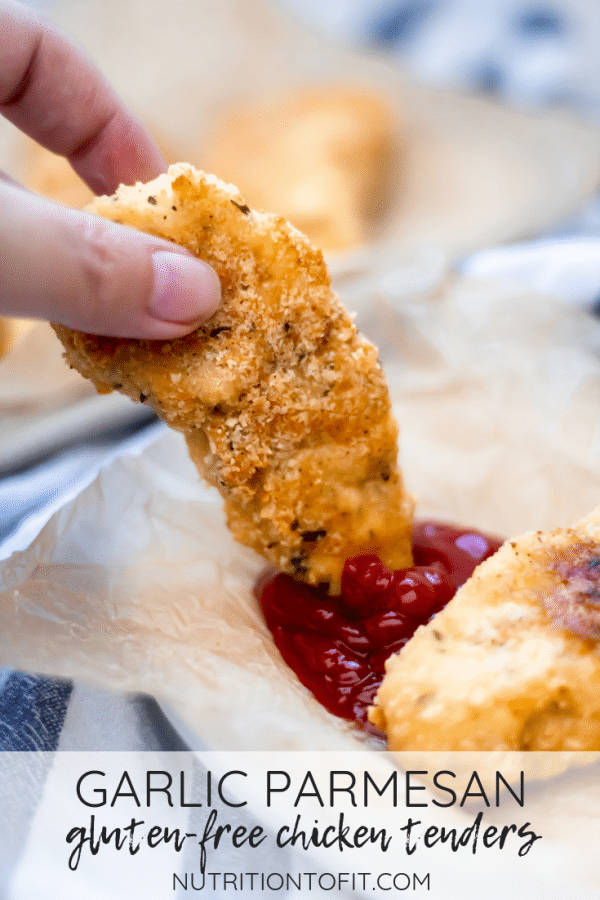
[{"xmin": 258, "ymin": 520, "xmax": 503, "ymax": 734}]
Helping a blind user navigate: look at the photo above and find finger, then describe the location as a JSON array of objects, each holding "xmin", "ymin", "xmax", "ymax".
[
  {"xmin": 0, "ymin": 181, "xmax": 221, "ymax": 338},
  {"xmin": 0, "ymin": 0, "xmax": 165, "ymax": 193}
]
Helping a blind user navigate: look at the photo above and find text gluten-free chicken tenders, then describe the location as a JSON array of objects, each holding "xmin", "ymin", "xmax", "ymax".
[{"xmin": 54, "ymin": 165, "xmax": 413, "ymax": 592}]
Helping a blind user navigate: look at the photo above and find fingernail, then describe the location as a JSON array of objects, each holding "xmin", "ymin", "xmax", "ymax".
[{"xmin": 149, "ymin": 251, "xmax": 221, "ymax": 323}]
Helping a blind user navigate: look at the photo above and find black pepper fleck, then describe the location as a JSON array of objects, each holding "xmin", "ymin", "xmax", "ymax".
[
  {"xmin": 209, "ymin": 326, "xmax": 232, "ymax": 338},
  {"xmin": 301, "ymin": 529, "xmax": 327, "ymax": 542},
  {"xmin": 291, "ymin": 558, "xmax": 308, "ymax": 577}
]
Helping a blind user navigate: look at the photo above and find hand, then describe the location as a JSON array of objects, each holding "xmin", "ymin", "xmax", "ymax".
[{"xmin": 0, "ymin": 0, "xmax": 221, "ymax": 338}]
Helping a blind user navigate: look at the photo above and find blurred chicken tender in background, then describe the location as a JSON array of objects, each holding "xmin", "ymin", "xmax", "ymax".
[
  {"xmin": 204, "ymin": 87, "xmax": 398, "ymax": 253},
  {"xmin": 22, "ymin": 138, "xmax": 95, "ymax": 209},
  {"xmin": 0, "ymin": 317, "xmax": 36, "ymax": 360}
]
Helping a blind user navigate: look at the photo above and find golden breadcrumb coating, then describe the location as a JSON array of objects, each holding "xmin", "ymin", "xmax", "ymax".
[
  {"xmin": 370, "ymin": 506, "xmax": 600, "ymax": 750},
  {"xmin": 204, "ymin": 88, "xmax": 397, "ymax": 253},
  {"xmin": 53, "ymin": 164, "xmax": 413, "ymax": 592}
]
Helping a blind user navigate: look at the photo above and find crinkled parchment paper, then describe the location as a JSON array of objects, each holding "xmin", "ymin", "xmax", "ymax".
[
  {"xmin": 0, "ymin": 432, "xmax": 361, "ymax": 751},
  {"xmin": 2, "ymin": 256, "xmax": 600, "ymax": 757}
]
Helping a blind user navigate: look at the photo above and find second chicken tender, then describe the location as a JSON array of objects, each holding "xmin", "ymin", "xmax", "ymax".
[
  {"xmin": 53, "ymin": 164, "xmax": 413, "ymax": 592},
  {"xmin": 370, "ymin": 506, "xmax": 600, "ymax": 750}
]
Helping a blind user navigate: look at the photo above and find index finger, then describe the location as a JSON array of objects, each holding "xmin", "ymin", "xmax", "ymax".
[{"xmin": 0, "ymin": 0, "xmax": 166, "ymax": 194}]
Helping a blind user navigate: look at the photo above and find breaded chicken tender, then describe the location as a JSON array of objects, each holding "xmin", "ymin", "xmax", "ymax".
[
  {"xmin": 53, "ymin": 164, "xmax": 413, "ymax": 592},
  {"xmin": 370, "ymin": 506, "xmax": 600, "ymax": 750}
]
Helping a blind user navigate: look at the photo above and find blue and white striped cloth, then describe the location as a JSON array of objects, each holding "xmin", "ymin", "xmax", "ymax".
[
  {"xmin": 4, "ymin": 1, "xmax": 600, "ymax": 896},
  {"xmin": 280, "ymin": 0, "xmax": 600, "ymax": 118}
]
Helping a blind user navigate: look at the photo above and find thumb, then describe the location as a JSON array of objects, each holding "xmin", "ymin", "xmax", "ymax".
[{"xmin": 0, "ymin": 181, "xmax": 221, "ymax": 338}]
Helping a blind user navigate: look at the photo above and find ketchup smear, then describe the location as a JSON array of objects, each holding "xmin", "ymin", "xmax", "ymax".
[{"xmin": 258, "ymin": 521, "xmax": 503, "ymax": 734}]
